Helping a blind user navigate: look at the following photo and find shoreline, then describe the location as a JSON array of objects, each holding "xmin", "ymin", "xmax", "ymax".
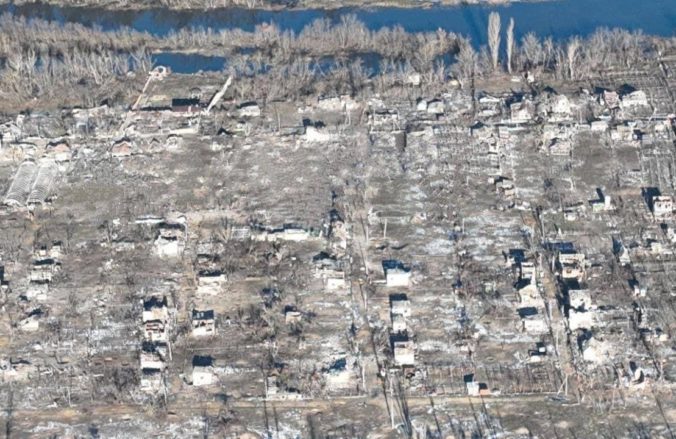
[{"xmin": 0, "ymin": 0, "xmax": 550, "ymax": 13}]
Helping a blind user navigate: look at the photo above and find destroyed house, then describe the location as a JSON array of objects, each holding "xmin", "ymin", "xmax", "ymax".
[
  {"xmin": 621, "ymin": 90, "xmax": 649, "ymax": 108},
  {"xmin": 528, "ymin": 342, "xmax": 548, "ymax": 363},
  {"xmin": 29, "ymin": 259, "xmax": 58, "ymax": 283},
  {"xmin": 313, "ymin": 252, "xmax": 346, "ymax": 289},
  {"xmin": 549, "ymin": 94, "xmax": 572, "ymax": 119},
  {"xmin": 383, "ymin": 260, "xmax": 411, "ymax": 287},
  {"xmin": 393, "ymin": 339, "xmax": 415, "ymax": 367},
  {"xmin": 140, "ymin": 368, "xmax": 162, "ymax": 391},
  {"xmin": 18, "ymin": 309, "xmax": 42, "ymax": 332},
  {"xmin": 548, "ymin": 137, "xmax": 572, "ymax": 156},
  {"xmin": 284, "ymin": 306, "xmax": 303, "ymax": 324},
  {"xmin": 390, "ymin": 294, "xmax": 411, "ymax": 318},
  {"xmin": 559, "ymin": 263, "xmax": 584, "ymax": 281},
  {"xmin": 589, "ymin": 189, "xmax": 613, "ymax": 212},
  {"xmin": 610, "ymin": 124, "xmax": 638, "ymax": 142},
  {"xmin": 275, "ymin": 224, "xmax": 313, "ymax": 241},
  {"xmin": 477, "ymin": 93, "xmax": 502, "ymax": 117},
  {"xmin": 581, "ymin": 335, "xmax": 612, "ymax": 364},
  {"xmin": 111, "ymin": 139, "xmax": 133, "ymax": 158},
  {"xmin": 510, "ymin": 98, "xmax": 535, "ymax": 123},
  {"xmin": 329, "ymin": 218, "xmax": 349, "ymax": 250},
  {"xmin": 142, "ymin": 296, "xmax": 169, "ymax": 323},
  {"xmin": 517, "ymin": 304, "xmax": 548, "ymax": 334},
  {"xmin": 522, "ymin": 315, "xmax": 548, "ymax": 334},
  {"xmin": 143, "ymin": 320, "xmax": 168, "ymax": 343},
  {"xmin": 494, "ymin": 177, "xmax": 516, "ymax": 199},
  {"xmin": 192, "ymin": 355, "xmax": 215, "ymax": 386},
  {"xmin": 324, "ymin": 357, "xmax": 356, "ymax": 390},
  {"xmin": 466, "ymin": 380, "xmax": 490, "ymax": 397},
  {"xmin": 266, "ymin": 375, "xmax": 279, "ymax": 396},
  {"xmin": 0, "ymin": 358, "xmax": 34, "ymax": 382},
  {"xmin": 140, "ymin": 341, "xmax": 167, "ymax": 371},
  {"xmin": 196, "ymin": 270, "xmax": 226, "ymax": 295},
  {"xmin": 140, "ymin": 352, "xmax": 165, "ymax": 371},
  {"xmin": 568, "ymin": 307, "xmax": 595, "ymax": 330},
  {"xmin": 156, "ymin": 221, "xmax": 185, "ymax": 237},
  {"xmin": 25, "ymin": 282, "xmax": 48, "ymax": 301},
  {"xmin": 45, "ymin": 140, "xmax": 71, "ymax": 162},
  {"xmin": 568, "ymin": 288, "xmax": 593, "ymax": 311},
  {"xmin": 142, "ymin": 296, "xmax": 169, "ymax": 342},
  {"xmin": 0, "ymin": 121, "xmax": 20, "ymax": 144},
  {"xmin": 237, "ymin": 101, "xmax": 261, "ymax": 118},
  {"xmin": 651, "ymin": 195, "xmax": 673, "ymax": 218},
  {"xmin": 35, "ymin": 241, "xmax": 62, "ymax": 260},
  {"xmin": 313, "ymin": 252, "xmax": 341, "ymax": 272},
  {"xmin": 392, "ymin": 313, "xmax": 407, "ymax": 332},
  {"xmin": 558, "ymin": 250, "xmax": 585, "ymax": 265},
  {"xmin": 154, "ymin": 221, "xmax": 186, "ymax": 258},
  {"xmin": 470, "ymin": 122, "xmax": 495, "ymax": 140},
  {"xmin": 516, "ymin": 281, "xmax": 540, "ymax": 307},
  {"xmin": 557, "ymin": 250, "xmax": 586, "ymax": 280},
  {"xmin": 519, "ymin": 261, "xmax": 536, "ymax": 281},
  {"xmin": 171, "ymin": 98, "xmax": 201, "ymax": 113},
  {"xmin": 251, "ymin": 223, "xmax": 317, "ymax": 242},
  {"xmin": 192, "ymin": 309, "xmax": 215, "ymax": 337},
  {"xmin": 139, "ymin": 102, "xmax": 171, "ymax": 112}
]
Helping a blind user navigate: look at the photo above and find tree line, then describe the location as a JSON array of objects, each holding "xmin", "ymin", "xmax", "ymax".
[
  {"xmin": 0, "ymin": 11, "xmax": 674, "ymax": 108},
  {"xmin": 473, "ymin": 11, "xmax": 672, "ymax": 82}
]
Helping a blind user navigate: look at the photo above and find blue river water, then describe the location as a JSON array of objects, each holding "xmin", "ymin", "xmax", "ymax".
[
  {"xmin": 150, "ymin": 52, "xmax": 227, "ymax": 73},
  {"xmin": 2, "ymin": 0, "xmax": 675, "ymax": 72},
  {"xmin": 3, "ymin": 0, "xmax": 675, "ymax": 43}
]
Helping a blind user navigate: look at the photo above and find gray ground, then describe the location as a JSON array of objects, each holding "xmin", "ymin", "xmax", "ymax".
[{"xmin": 0, "ymin": 56, "xmax": 675, "ymax": 438}]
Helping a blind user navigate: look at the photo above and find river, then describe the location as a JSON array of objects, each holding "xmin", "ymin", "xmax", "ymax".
[{"xmin": 1, "ymin": 0, "xmax": 674, "ymax": 72}]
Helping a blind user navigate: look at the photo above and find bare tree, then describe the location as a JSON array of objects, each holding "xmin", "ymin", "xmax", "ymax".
[
  {"xmin": 452, "ymin": 39, "xmax": 478, "ymax": 90},
  {"xmin": 487, "ymin": 12, "xmax": 501, "ymax": 71},
  {"xmin": 566, "ymin": 36, "xmax": 581, "ymax": 79},
  {"xmin": 520, "ymin": 32, "xmax": 542, "ymax": 72},
  {"xmin": 543, "ymin": 37, "xmax": 556, "ymax": 72},
  {"xmin": 506, "ymin": 18, "xmax": 515, "ymax": 74}
]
